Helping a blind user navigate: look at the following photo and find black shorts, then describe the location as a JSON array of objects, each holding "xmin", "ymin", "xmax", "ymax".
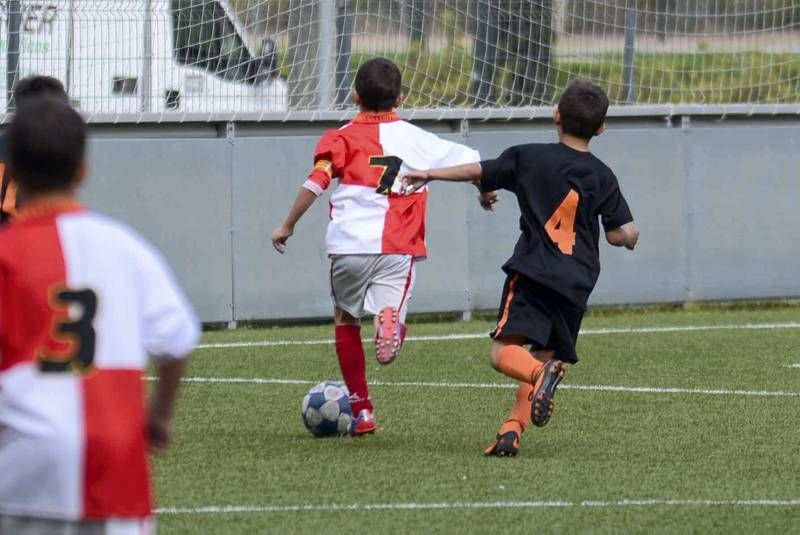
[{"xmin": 490, "ymin": 272, "xmax": 584, "ymax": 363}]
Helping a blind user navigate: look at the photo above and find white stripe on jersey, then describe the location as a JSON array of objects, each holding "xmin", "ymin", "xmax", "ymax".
[
  {"xmin": 59, "ymin": 212, "xmax": 199, "ymax": 362},
  {"xmin": 378, "ymin": 121, "xmax": 481, "ymax": 189},
  {"xmin": 58, "ymin": 213, "xmax": 149, "ymax": 370},
  {"xmin": 326, "ymin": 185, "xmax": 388, "ymax": 255},
  {"xmin": 0, "ymin": 364, "xmax": 83, "ymax": 519}
]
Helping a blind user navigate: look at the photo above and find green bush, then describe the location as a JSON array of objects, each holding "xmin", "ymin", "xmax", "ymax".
[{"xmin": 279, "ymin": 48, "xmax": 800, "ymax": 107}]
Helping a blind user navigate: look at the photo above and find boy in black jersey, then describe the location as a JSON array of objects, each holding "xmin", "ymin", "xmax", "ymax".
[{"xmin": 403, "ymin": 80, "xmax": 639, "ymax": 457}]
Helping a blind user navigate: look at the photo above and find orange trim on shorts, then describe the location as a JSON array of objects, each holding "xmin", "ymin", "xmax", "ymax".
[{"xmin": 494, "ymin": 273, "xmax": 519, "ymax": 336}]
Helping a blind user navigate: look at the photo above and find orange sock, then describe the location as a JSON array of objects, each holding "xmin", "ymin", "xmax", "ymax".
[
  {"xmin": 496, "ymin": 345, "xmax": 544, "ymax": 384},
  {"xmin": 498, "ymin": 382, "xmax": 534, "ymax": 436}
]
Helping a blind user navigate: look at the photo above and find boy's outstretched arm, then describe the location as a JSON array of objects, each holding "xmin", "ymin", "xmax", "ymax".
[
  {"xmin": 402, "ymin": 162, "xmax": 484, "ymax": 194},
  {"xmin": 271, "ymin": 187, "xmax": 318, "ymax": 253},
  {"xmin": 605, "ymin": 222, "xmax": 640, "ymax": 251}
]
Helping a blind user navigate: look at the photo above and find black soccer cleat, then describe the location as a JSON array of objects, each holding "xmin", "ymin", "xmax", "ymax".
[
  {"xmin": 529, "ymin": 360, "xmax": 565, "ymax": 427},
  {"xmin": 483, "ymin": 431, "xmax": 520, "ymax": 457}
]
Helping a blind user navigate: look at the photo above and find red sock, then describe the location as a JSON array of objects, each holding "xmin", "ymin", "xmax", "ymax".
[{"xmin": 335, "ymin": 325, "xmax": 372, "ymax": 414}]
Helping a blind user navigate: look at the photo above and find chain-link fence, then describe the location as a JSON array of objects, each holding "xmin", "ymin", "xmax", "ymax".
[{"xmin": 2, "ymin": 0, "xmax": 798, "ymax": 121}]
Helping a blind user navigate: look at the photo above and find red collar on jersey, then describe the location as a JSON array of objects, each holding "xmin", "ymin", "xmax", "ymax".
[
  {"xmin": 352, "ymin": 111, "xmax": 400, "ymax": 124},
  {"xmin": 12, "ymin": 200, "xmax": 84, "ymax": 224}
]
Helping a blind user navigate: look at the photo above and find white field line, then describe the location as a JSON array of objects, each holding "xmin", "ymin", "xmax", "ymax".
[
  {"xmin": 784, "ymin": 364, "xmax": 800, "ymax": 369},
  {"xmin": 197, "ymin": 322, "xmax": 800, "ymax": 350},
  {"xmin": 143, "ymin": 376, "xmax": 800, "ymax": 398},
  {"xmin": 157, "ymin": 498, "xmax": 800, "ymax": 515}
]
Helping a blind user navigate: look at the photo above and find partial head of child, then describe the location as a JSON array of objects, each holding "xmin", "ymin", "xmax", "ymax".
[
  {"xmin": 8, "ymin": 98, "xmax": 87, "ymax": 202},
  {"xmin": 554, "ymin": 80, "xmax": 610, "ymax": 147},
  {"xmin": 13, "ymin": 75, "xmax": 68, "ymax": 105},
  {"xmin": 353, "ymin": 57, "xmax": 404, "ymax": 113}
]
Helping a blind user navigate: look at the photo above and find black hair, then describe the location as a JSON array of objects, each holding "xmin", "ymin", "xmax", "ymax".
[
  {"xmin": 354, "ymin": 57, "xmax": 402, "ymax": 112},
  {"xmin": 13, "ymin": 75, "xmax": 68, "ymax": 105},
  {"xmin": 557, "ymin": 80, "xmax": 610, "ymax": 140},
  {"xmin": 8, "ymin": 98, "xmax": 86, "ymax": 194}
]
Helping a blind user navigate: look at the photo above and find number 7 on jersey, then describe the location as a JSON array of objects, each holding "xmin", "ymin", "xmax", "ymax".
[
  {"xmin": 369, "ymin": 155, "xmax": 403, "ymax": 195},
  {"xmin": 544, "ymin": 189, "xmax": 579, "ymax": 255}
]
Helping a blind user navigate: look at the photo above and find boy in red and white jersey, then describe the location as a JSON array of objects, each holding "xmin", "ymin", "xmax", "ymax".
[
  {"xmin": 272, "ymin": 58, "xmax": 490, "ymax": 435},
  {"xmin": 0, "ymin": 99, "xmax": 199, "ymax": 532}
]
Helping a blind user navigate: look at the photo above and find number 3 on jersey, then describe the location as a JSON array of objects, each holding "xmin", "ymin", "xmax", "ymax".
[
  {"xmin": 39, "ymin": 288, "xmax": 98, "ymax": 374},
  {"xmin": 545, "ymin": 189, "xmax": 579, "ymax": 255}
]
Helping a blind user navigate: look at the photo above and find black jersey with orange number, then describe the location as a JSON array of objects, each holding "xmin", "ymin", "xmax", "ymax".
[{"xmin": 480, "ymin": 142, "xmax": 633, "ymax": 309}]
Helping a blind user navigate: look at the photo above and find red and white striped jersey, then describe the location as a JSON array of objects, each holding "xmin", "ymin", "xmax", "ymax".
[
  {"xmin": 0, "ymin": 202, "xmax": 199, "ymax": 521},
  {"xmin": 303, "ymin": 112, "xmax": 480, "ymax": 258}
]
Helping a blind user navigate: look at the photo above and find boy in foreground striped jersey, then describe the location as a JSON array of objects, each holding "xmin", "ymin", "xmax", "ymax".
[{"xmin": 0, "ymin": 96, "xmax": 198, "ymax": 532}]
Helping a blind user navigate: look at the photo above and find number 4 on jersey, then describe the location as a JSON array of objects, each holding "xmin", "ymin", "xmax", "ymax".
[{"xmin": 545, "ymin": 189, "xmax": 579, "ymax": 255}]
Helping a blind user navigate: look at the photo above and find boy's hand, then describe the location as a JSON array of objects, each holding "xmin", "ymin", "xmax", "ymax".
[
  {"xmin": 148, "ymin": 414, "xmax": 172, "ymax": 453},
  {"xmin": 623, "ymin": 223, "xmax": 640, "ymax": 250},
  {"xmin": 478, "ymin": 191, "xmax": 499, "ymax": 211},
  {"xmin": 401, "ymin": 171, "xmax": 430, "ymax": 195},
  {"xmin": 271, "ymin": 224, "xmax": 294, "ymax": 254},
  {"xmin": 606, "ymin": 223, "xmax": 640, "ymax": 250}
]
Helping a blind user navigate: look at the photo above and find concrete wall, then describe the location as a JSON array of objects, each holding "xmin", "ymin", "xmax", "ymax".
[{"xmin": 80, "ymin": 116, "xmax": 800, "ymax": 323}]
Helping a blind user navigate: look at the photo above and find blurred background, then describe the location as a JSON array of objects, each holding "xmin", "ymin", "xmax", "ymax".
[
  {"xmin": 1, "ymin": 1, "xmax": 797, "ymax": 118},
  {"xmin": 1, "ymin": 1, "xmax": 797, "ymax": 324}
]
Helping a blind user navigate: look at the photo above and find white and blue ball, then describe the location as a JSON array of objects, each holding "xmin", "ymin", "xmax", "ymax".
[{"xmin": 301, "ymin": 381, "xmax": 352, "ymax": 437}]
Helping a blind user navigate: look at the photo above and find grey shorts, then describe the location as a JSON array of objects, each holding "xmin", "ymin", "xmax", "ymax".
[
  {"xmin": 330, "ymin": 254, "xmax": 416, "ymax": 323},
  {"xmin": 0, "ymin": 516, "xmax": 153, "ymax": 535}
]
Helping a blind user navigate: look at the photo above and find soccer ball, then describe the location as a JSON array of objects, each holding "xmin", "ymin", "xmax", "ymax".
[{"xmin": 301, "ymin": 381, "xmax": 353, "ymax": 437}]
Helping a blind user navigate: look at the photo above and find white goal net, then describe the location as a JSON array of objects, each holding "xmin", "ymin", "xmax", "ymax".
[{"xmin": 1, "ymin": 0, "xmax": 798, "ymax": 120}]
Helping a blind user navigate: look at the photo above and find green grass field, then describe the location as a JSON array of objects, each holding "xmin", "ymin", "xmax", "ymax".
[{"xmin": 154, "ymin": 306, "xmax": 800, "ymax": 534}]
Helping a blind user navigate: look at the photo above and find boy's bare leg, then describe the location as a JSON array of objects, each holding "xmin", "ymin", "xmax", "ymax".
[{"xmin": 335, "ymin": 306, "xmax": 360, "ymax": 327}]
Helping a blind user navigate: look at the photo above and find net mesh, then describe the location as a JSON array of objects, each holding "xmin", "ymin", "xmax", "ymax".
[{"xmin": 1, "ymin": 0, "xmax": 798, "ymax": 120}]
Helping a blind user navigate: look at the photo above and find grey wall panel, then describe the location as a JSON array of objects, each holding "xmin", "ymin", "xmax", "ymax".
[
  {"xmin": 232, "ymin": 137, "xmax": 333, "ymax": 320},
  {"xmin": 590, "ymin": 127, "xmax": 689, "ymax": 304},
  {"xmin": 686, "ymin": 125, "xmax": 800, "ymax": 300},
  {"xmin": 80, "ymin": 138, "xmax": 233, "ymax": 322},
  {"xmin": 413, "ymin": 136, "xmax": 471, "ymax": 313},
  {"xmin": 73, "ymin": 118, "xmax": 800, "ymax": 323}
]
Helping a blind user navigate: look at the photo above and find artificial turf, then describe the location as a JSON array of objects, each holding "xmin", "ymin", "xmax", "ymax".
[{"xmin": 154, "ymin": 306, "xmax": 800, "ymax": 534}]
